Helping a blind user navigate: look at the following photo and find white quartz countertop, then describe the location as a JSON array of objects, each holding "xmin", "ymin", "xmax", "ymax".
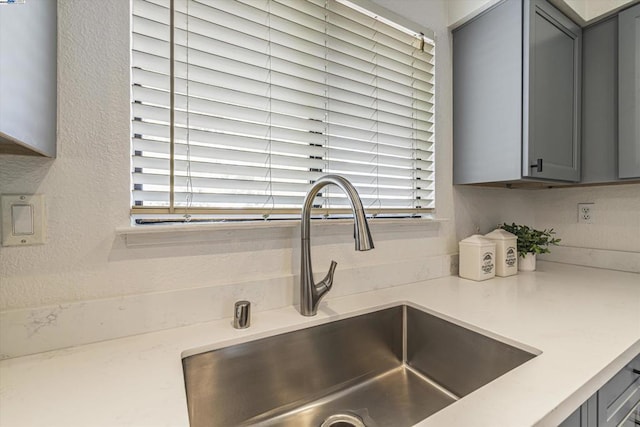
[{"xmin": 1, "ymin": 262, "xmax": 639, "ymax": 427}]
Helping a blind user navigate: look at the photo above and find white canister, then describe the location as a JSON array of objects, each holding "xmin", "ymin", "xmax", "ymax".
[
  {"xmin": 484, "ymin": 229, "xmax": 518, "ymax": 277},
  {"xmin": 459, "ymin": 235, "xmax": 496, "ymax": 281}
]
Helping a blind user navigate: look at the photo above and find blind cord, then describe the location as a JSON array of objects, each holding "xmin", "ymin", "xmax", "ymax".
[{"xmin": 184, "ymin": 0, "xmax": 193, "ymax": 222}]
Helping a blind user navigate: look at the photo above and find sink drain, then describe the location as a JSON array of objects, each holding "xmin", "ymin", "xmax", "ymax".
[{"xmin": 320, "ymin": 413, "xmax": 367, "ymax": 427}]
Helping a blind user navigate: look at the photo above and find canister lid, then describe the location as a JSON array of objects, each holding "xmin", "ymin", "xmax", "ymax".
[
  {"xmin": 459, "ymin": 234, "xmax": 496, "ymax": 247},
  {"xmin": 484, "ymin": 229, "xmax": 517, "ymax": 240}
]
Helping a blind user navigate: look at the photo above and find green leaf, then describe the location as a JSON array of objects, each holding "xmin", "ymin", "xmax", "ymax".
[{"xmin": 498, "ymin": 223, "xmax": 560, "ymax": 257}]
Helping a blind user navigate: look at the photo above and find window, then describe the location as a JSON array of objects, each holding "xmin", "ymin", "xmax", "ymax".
[{"xmin": 131, "ymin": 0, "xmax": 435, "ymax": 221}]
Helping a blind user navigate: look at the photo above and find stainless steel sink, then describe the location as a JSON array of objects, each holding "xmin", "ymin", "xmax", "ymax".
[{"xmin": 182, "ymin": 305, "xmax": 538, "ymax": 427}]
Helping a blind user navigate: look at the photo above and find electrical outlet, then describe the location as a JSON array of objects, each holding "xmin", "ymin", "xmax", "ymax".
[{"xmin": 578, "ymin": 203, "xmax": 594, "ymax": 224}]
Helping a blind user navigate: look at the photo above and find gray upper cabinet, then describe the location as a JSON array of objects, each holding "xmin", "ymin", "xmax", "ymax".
[
  {"xmin": 0, "ymin": 0, "xmax": 57, "ymax": 157},
  {"xmin": 618, "ymin": 3, "xmax": 640, "ymax": 179},
  {"xmin": 453, "ymin": 0, "xmax": 581, "ymax": 185},
  {"xmin": 581, "ymin": 3, "xmax": 640, "ymax": 183},
  {"xmin": 524, "ymin": 0, "xmax": 582, "ymax": 182},
  {"xmin": 581, "ymin": 17, "xmax": 618, "ymax": 184}
]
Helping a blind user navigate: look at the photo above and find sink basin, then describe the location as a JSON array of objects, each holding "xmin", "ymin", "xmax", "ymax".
[{"xmin": 182, "ymin": 305, "xmax": 538, "ymax": 427}]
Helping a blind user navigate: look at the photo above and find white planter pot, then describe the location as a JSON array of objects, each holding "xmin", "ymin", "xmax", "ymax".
[{"xmin": 519, "ymin": 253, "xmax": 537, "ymax": 271}]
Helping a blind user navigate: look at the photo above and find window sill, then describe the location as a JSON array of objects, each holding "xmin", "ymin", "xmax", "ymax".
[{"xmin": 116, "ymin": 217, "xmax": 449, "ymax": 247}]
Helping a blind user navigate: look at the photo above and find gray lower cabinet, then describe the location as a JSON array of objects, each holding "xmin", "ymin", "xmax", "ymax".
[
  {"xmin": 618, "ymin": 3, "xmax": 640, "ymax": 179},
  {"xmin": 559, "ymin": 394, "xmax": 597, "ymax": 427},
  {"xmin": 560, "ymin": 353, "xmax": 640, "ymax": 427},
  {"xmin": 0, "ymin": 0, "xmax": 57, "ymax": 157},
  {"xmin": 453, "ymin": 0, "xmax": 581, "ymax": 185},
  {"xmin": 598, "ymin": 353, "xmax": 640, "ymax": 427}
]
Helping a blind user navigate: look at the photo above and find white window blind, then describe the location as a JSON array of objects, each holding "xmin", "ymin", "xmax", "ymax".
[{"xmin": 131, "ymin": 0, "xmax": 435, "ymax": 219}]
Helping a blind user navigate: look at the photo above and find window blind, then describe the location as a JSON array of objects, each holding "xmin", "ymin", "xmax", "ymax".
[{"xmin": 131, "ymin": 0, "xmax": 435, "ymax": 219}]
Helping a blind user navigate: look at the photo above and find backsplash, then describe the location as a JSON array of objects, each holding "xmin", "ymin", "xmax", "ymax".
[
  {"xmin": 532, "ymin": 185, "xmax": 640, "ymax": 272},
  {"xmin": 454, "ymin": 184, "xmax": 640, "ymax": 273},
  {"xmin": 0, "ymin": 249, "xmax": 454, "ymax": 359},
  {"xmin": 532, "ymin": 185, "xmax": 640, "ymax": 252}
]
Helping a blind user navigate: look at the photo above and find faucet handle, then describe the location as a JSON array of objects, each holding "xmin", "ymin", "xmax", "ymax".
[
  {"xmin": 317, "ymin": 260, "xmax": 337, "ymax": 292},
  {"xmin": 311, "ymin": 261, "xmax": 337, "ymax": 314}
]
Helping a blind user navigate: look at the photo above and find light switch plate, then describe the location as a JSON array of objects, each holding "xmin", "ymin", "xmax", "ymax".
[{"xmin": 1, "ymin": 194, "xmax": 46, "ymax": 246}]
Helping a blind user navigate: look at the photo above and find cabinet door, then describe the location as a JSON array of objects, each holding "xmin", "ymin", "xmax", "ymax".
[
  {"xmin": 524, "ymin": 0, "xmax": 581, "ymax": 182},
  {"xmin": 619, "ymin": 3, "xmax": 640, "ymax": 179},
  {"xmin": 597, "ymin": 353, "xmax": 640, "ymax": 427},
  {"xmin": 0, "ymin": 0, "xmax": 57, "ymax": 157},
  {"xmin": 581, "ymin": 17, "xmax": 618, "ymax": 184},
  {"xmin": 558, "ymin": 394, "xmax": 597, "ymax": 427},
  {"xmin": 452, "ymin": 0, "xmax": 523, "ymax": 185}
]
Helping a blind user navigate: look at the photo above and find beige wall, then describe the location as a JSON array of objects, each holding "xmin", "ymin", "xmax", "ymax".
[
  {"xmin": 447, "ymin": 0, "xmax": 501, "ymax": 26},
  {"xmin": 567, "ymin": 0, "xmax": 635, "ymax": 20},
  {"xmin": 447, "ymin": 0, "xmax": 637, "ymax": 27}
]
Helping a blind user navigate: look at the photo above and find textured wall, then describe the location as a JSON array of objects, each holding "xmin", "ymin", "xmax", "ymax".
[
  {"xmin": 0, "ymin": 0, "xmax": 132, "ymax": 310},
  {"xmin": 0, "ymin": 0, "xmax": 458, "ymax": 313}
]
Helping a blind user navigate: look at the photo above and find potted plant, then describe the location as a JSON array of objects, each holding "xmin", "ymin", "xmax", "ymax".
[{"xmin": 499, "ymin": 223, "xmax": 561, "ymax": 271}]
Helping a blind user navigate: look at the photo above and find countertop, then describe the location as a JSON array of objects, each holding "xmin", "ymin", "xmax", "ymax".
[{"xmin": 1, "ymin": 262, "xmax": 639, "ymax": 427}]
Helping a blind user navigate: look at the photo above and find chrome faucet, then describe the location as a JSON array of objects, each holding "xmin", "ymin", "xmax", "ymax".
[{"xmin": 299, "ymin": 175, "xmax": 374, "ymax": 316}]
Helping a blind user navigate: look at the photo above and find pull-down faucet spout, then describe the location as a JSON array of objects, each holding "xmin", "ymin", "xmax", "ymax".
[{"xmin": 299, "ymin": 175, "xmax": 374, "ymax": 316}]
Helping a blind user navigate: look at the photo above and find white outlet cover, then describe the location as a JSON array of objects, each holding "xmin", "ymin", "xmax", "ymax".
[
  {"xmin": 577, "ymin": 203, "xmax": 595, "ymax": 224},
  {"xmin": 1, "ymin": 194, "xmax": 46, "ymax": 246}
]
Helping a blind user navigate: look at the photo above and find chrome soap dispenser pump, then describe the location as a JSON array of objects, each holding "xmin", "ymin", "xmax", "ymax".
[{"xmin": 233, "ymin": 300, "xmax": 250, "ymax": 329}]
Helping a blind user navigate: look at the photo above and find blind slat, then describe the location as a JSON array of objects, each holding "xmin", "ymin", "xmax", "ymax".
[{"xmin": 133, "ymin": 172, "xmax": 433, "ymax": 200}]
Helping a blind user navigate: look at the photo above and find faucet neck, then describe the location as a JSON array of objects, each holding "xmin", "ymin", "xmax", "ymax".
[
  {"xmin": 299, "ymin": 175, "xmax": 374, "ymax": 316},
  {"xmin": 300, "ymin": 175, "xmax": 374, "ymax": 251}
]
